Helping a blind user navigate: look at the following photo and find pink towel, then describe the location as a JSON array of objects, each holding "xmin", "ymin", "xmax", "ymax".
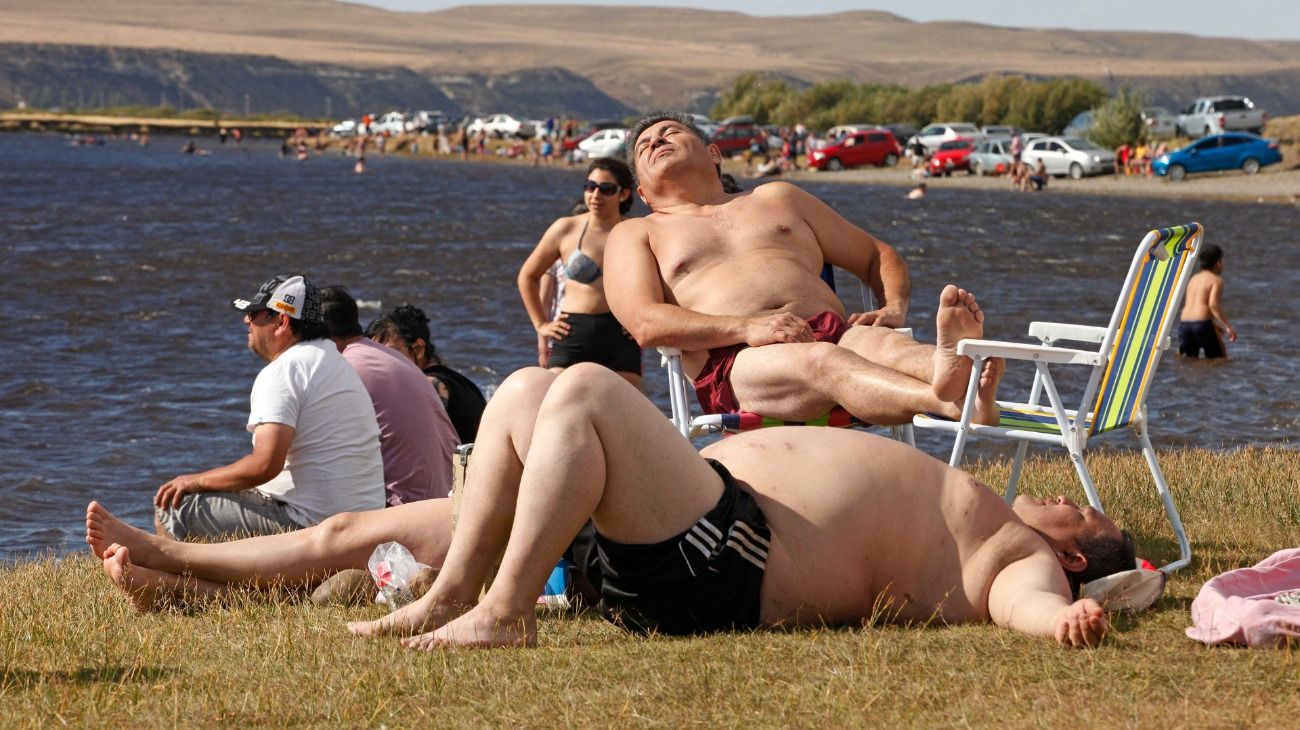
[{"xmin": 1186, "ymin": 548, "xmax": 1300, "ymax": 647}]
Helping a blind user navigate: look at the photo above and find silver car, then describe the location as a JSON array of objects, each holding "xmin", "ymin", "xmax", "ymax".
[
  {"xmin": 969, "ymin": 138, "xmax": 1015, "ymax": 176},
  {"xmin": 1021, "ymin": 136, "xmax": 1116, "ymax": 179},
  {"xmin": 1142, "ymin": 107, "xmax": 1177, "ymax": 139}
]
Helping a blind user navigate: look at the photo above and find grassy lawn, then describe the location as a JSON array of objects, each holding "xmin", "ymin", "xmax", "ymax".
[{"xmin": 2, "ymin": 448, "xmax": 1297, "ymax": 726}]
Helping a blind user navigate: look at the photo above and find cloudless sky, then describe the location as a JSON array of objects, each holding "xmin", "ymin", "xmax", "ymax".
[{"xmin": 348, "ymin": 1, "xmax": 1300, "ymax": 41}]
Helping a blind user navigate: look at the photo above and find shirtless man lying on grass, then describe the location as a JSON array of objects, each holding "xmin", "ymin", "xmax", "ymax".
[
  {"xmin": 605, "ymin": 112, "xmax": 1004, "ymax": 426},
  {"xmin": 86, "ymin": 365, "xmax": 1136, "ymax": 648}
]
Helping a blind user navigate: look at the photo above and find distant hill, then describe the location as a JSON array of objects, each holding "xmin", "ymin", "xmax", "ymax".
[{"xmin": 1, "ymin": 0, "xmax": 1299, "ymax": 115}]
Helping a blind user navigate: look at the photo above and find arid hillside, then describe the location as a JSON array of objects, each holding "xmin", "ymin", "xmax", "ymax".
[{"xmin": 3, "ymin": 0, "xmax": 1299, "ymax": 112}]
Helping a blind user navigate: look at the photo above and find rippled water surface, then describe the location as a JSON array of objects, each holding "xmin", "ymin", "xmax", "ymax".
[{"xmin": 2, "ymin": 134, "xmax": 1295, "ymax": 559}]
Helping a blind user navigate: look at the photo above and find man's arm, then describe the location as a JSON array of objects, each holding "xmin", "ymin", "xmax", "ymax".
[
  {"xmin": 986, "ymin": 551, "xmax": 1109, "ymax": 647},
  {"xmin": 154, "ymin": 423, "xmax": 295, "ymax": 510},
  {"xmin": 1206, "ymin": 277, "xmax": 1237, "ymax": 342},
  {"xmin": 604, "ymin": 220, "xmax": 814, "ymax": 350},
  {"xmin": 782, "ymin": 183, "xmax": 910, "ymax": 327}
]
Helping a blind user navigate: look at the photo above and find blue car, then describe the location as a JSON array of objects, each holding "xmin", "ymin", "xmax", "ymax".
[{"xmin": 1153, "ymin": 133, "xmax": 1282, "ymax": 181}]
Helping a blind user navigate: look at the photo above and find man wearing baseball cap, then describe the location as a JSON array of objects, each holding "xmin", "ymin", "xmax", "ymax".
[{"xmin": 153, "ymin": 274, "xmax": 386, "ymax": 540}]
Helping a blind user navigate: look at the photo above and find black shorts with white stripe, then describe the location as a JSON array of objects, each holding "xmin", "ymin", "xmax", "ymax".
[{"xmin": 594, "ymin": 459, "xmax": 770, "ymax": 636}]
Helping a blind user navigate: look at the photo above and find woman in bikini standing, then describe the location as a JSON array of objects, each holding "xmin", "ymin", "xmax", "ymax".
[{"xmin": 518, "ymin": 157, "xmax": 642, "ymax": 387}]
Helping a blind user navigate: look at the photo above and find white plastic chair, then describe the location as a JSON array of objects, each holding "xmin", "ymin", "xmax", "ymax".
[{"xmin": 913, "ymin": 223, "xmax": 1203, "ymax": 573}]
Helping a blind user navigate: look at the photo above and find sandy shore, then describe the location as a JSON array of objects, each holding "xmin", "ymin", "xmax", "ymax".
[{"xmin": 732, "ymin": 161, "xmax": 1300, "ymax": 205}]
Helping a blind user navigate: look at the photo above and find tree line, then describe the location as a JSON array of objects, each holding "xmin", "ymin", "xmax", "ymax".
[{"xmin": 711, "ymin": 74, "xmax": 1110, "ymax": 137}]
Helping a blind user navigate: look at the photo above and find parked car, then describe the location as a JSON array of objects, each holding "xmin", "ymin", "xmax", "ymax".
[
  {"xmin": 980, "ymin": 125, "xmax": 1019, "ymax": 141},
  {"xmin": 330, "ymin": 119, "xmax": 358, "ymax": 137},
  {"xmin": 1176, "ymin": 96, "xmax": 1267, "ymax": 138},
  {"xmin": 825, "ymin": 124, "xmax": 878, "ymax": 142},
  {"xmin": 928, "ymin": 137, "xmax": 977, "ymax": 176},
  {"xmin": 1021, "ymin": 136, "xmax": 1116, "ymax": 178},
  {"xmin": 1152, "ymin": 133, "xmax": 1282, "ymax": 181},
  {"xmin": 688, "ymin": 114, "xmax": 718, "ymax": 137},
  {"xmin": 882, "ymin": 123, "xmax": 918, "ymax": 147},
  {"xmin": 468, "ymin": 114, "xmax": 536, "ymax": 138},
  {"xmin": 576, "ymin": 128, "xmax": 629, "ymax": 160},
  {"xmin": 710, "ymin": 121, "xmax": 763, "ymax": 158},
  {"xmin": 905, "ymin": 122, "xmax": 982, "ymax": 155},
  {"xmin": 1062, "ymin": 111, "xmax": 1093, "ymax": 139},
  {"xmin": 1141, "ymin": 107, "xmax": 1177, "ymax": 139},
  {"xmin": 807, "ymin": 129, "xmax": 899, "ymax": 171},
  {"xmin": 969, "ymin": 138, "xmax": 1014, "ymax": 175},
  {"xmin": 371, "ymin": 111, "xmax": 410, "ymax": 136}
]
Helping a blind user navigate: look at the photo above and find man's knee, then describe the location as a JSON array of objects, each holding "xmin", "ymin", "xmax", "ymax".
[
  {"xmin": 491, "ymin": 367, "xmax": 555, "ymax": 409},
  {"xmin": 796, "ymin": 341, "xmax": 853, "ymax": 380},
  {"xmin": 543, "ymin": 364, "xmax": 627, "ymax": 415}
]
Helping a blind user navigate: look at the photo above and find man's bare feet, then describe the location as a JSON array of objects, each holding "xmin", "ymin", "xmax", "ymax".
[
  {"xmin": 102, "ymin": 544, "xmax": 170, "ymax": 612},
  {"xmin": 400, "ymin": 603, "xmax": 537, "ymax": 650},
  {"xmin": 86, "ymin": 501, "xmax": 159, "ymax": 563},
  {"xmin": 932, "ymin": 285, "xmax": 984, "ymax": 402},
  {"xmin": 971, "ymin": 357, "xmax": 1005, "ymax": 427},
  {"xmin": 346, "ymin": 589, "xmax": 472, "ymax": 638}
]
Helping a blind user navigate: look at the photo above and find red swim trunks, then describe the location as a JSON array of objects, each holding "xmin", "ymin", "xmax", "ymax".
[{"xmin": 693, "ymin": 311, "xmax": 851, "ymax": 415}]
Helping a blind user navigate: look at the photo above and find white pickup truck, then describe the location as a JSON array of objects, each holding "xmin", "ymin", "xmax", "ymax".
[{"xmin": 1176, "ymin": 96, "xmax": 1267, "ymax": 138}]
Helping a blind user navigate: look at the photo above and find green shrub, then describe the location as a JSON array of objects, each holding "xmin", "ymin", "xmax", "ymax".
[{"xmin": 1089, "ymin": 87, "xmax": 1148, "ymax": 148}]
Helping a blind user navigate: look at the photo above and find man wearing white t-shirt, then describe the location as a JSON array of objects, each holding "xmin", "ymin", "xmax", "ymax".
[{"xmin": 153, "ymin": 274, "xmax": 385, "ymax": 540}]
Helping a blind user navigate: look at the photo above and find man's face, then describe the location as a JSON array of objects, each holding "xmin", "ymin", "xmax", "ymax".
[
  {"xmin": 632, "ymin": 120, "xmax": 717, "ymax": 188},
  {"xmin": 1012, "ymin": 494, "xmax": 1123, "ymax": 547},
  {"xmin": 244, "ymin": 309, "xmax": 280, "ymax": 361}
]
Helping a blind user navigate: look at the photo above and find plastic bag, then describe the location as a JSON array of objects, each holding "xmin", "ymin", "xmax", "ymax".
[{"xmin": 367, "ymin": 541, "xmax": 433, "ymax": 609}]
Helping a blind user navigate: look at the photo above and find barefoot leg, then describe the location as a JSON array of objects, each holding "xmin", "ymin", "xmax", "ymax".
[
  {"xmin": 402, "ymin": 602, "xmax": 538, "ymax": 650},
  {"xmin": 971, "ymin": 357, "xmax": 1005, "ymax": 427},
  {"xmin": 101, "ymin": 544, "xmax": 228, "ymax": 612},
  {"xmin": 932, "ymin": 285, "xmax": 984, "ymax": 402},
  {"xmin": 350, "ymin": 368, "xmax": 558, "ymax": 638}
]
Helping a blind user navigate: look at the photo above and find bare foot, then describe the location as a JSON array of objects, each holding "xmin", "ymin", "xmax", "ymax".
[
  {"xmin": 102, "ymin": 544, "xmax": 170, "ymax": 612},
  {"xmin": 400, "ymin": 603, "xmax": 537, "ymax": 650},
  {"xmin": 86, "ymin": 501, "xmax": 159, "ymax": 563},
  {"xmin": 346, "ymin": 589, "xmax": 472, "ymax": 638},
  {"xmin": 971, "ymin": 357, "xmax": 1005, "ymax": 426},
  {"xmin": 932, "ymin": 285, "xmax": 984, "ymax": 402}
]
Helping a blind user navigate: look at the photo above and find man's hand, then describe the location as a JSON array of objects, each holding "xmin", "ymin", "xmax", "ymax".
[
  {"xmin": 1053, "ymin": 599, "xmax": 1109, "ymax": 648},
  {"xmin": 744, "ymin": 313, "xmax": 814, "ymax": 346},
  {"xmin": 846, "ymin": 305, "xmax": 907, "ymax": 329},
  {"xmin": 154, "ymin": 474, "xmax": 206, "ymax": 510},
  {"xmin": 536, "ymin": 314, "xmax": 571, "ymax": 341}
]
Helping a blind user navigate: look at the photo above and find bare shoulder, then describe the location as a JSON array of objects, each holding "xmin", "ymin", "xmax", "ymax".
[
  {"xmin": 751, "ymin": 180, "xmax": 807, "ymax": 203},
  {"xmin": 547, "ymin": 214, "xmax": 583, "ymax": 236},
  {"xmin": 610, "ymin": 216, "xmax": 652, "ymax": 243}
]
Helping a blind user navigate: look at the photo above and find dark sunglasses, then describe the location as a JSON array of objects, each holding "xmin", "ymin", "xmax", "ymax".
[{"xmin": 583, "ymin": 180, "xmax": 621, "ymax": 196}]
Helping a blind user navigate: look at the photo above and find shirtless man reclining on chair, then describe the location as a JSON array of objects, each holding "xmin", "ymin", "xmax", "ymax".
[
  {"xmin": 88, "ymin": 365, "xmax": 1130, "ymax": 649},
  {"xmin": 605, "ymin": 112, "xmax": 1002, "ymax": 425}
]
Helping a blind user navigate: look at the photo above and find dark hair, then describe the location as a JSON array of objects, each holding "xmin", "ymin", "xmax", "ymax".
[
  {"xmin": 624, "ymin": 111, "xmax": 713, "ymax": 187},
  {"xmin": 287, "ymin": 316, "xmax": 330, "ymax": 342},
  {"xmin": 365, "ymin": 304, "xmax": 440, "ymax": 365},
  {"xmin": 720, "ymin": 173, "xmax": 742, "ymax": 194},
  {"xmin": 588, "ymin": 158, "xmax": 635, "ymax": 214},
  {"xmin": 1198, "ymin": 243, "xmax": 1223, "ymax": 271},
  {"xmin": 1068, "ymin": 529, "xmax": 1137, "ymax": 597},
  {"xmin": 319, "ymin": 285, "xmax": 363, "ymax": 339}
]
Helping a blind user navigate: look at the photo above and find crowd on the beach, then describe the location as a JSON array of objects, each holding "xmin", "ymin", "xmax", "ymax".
[{"xmin": 86, "ymin": 111, "xmax": 1248, "ymax": 653}]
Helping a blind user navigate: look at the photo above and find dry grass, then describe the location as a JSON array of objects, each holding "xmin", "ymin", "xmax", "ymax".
[{"xmin": 2, "ymin": 448, "xmax": 1297, "ymax": 726}]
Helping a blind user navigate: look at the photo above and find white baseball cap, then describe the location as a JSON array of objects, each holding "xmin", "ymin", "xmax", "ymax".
[{"xmin": 231, "ymin": 274, "xmax": 322, "ymax": 322}]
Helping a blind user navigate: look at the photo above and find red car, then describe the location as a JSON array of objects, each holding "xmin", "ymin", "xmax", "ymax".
[
  {"xmin": 928, "ymin": 137, "xmax": 976, "ymax": 176},
  {"xmin": 808, "ymin": 129, "xmax": 900, "ymax": 170},
  {"xmin": 710, "ymin": 123, "xmax": 763, "ymax": 158}
]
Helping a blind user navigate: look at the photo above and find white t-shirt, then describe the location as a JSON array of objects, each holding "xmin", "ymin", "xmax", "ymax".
[{"xmin": 247, "ymin": 339, "xmax": 385, "ymax": 525}]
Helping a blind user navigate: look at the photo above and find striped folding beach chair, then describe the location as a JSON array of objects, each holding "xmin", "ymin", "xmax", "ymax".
[{"xmin": 913, "ymin": 223, "xmax": 1203, "ymax": 572}]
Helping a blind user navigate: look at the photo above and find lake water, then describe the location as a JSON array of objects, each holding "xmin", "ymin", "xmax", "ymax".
[{"xmin": 1, "ymin": 133, "xmax": 1295, "ymax": 560}]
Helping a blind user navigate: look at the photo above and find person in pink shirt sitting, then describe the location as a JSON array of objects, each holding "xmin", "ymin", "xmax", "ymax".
[{"xmin": 321, "ymin": 286, "xmax": 459, "ymax": 505}]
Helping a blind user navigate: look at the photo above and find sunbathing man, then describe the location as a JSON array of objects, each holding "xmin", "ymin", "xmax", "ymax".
[
  {"xmin": 328, "ymin": 365, "xmax": 1127, "ymax": 649},
  {"xmin": 605, "ymin": 112, "xmax": 1002, "ymax": 425}
]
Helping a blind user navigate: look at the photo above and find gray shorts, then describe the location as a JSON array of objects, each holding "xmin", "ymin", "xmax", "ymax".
[{"xmin": 155, "ymin": 489, "xmax": 304, "ymax": 541}]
